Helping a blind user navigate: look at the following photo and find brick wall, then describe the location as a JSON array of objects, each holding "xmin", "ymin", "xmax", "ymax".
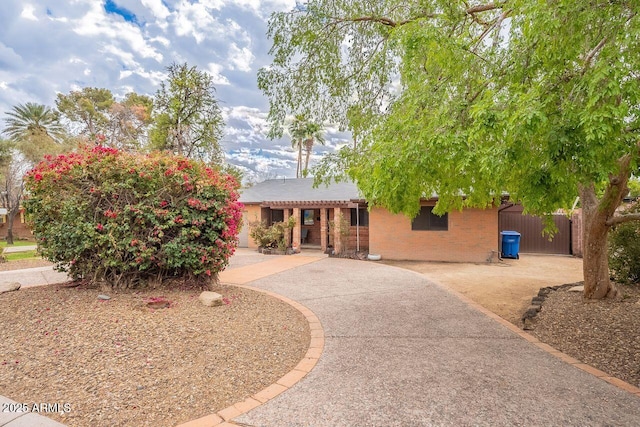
[{"xmin": 369, "ymin": 203, "xmax": 499, "ymax": 262}]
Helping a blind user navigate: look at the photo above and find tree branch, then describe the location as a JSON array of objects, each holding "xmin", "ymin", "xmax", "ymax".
[
  {"xmin": 581, "ymin": 36, "xmax": 608, "ymax": 75},
  {"xmin": 329, "ymin": 3, "xmax": 504, "ymax": 29},
  {"xmin": 606, "ymin": 212, "xmax": 640, "ymax": 227}
]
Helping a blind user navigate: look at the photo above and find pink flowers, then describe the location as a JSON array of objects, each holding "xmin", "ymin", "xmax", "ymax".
[{"xmin": 24, "ymin": 145, "xmax": 244, "ymax": 289}]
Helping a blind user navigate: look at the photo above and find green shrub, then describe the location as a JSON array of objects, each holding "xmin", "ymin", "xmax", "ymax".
[
  {"xmin": 249, "ymin": 217, "xmax": 296, "ymax": 252},
  {"xmin": 608, "ymin": 210, "xmax": 640, "ymax": 285},
  {"xmin": 23, "ymin": 146, "xmax": 243, "ymax": 290}
]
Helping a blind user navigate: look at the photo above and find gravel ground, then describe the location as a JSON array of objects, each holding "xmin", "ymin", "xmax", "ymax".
[
  {"xmin": 0, "ymin": 282, "xmax": 310, "ymax": 427},
  {"xmin": 530, "ymin": 283, "xmax": 640, "ymax": 388}
]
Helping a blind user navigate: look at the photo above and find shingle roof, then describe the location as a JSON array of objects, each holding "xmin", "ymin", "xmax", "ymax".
[{"xmin": 239, "ymin": 178, "xmax": 363, "ymax": 205}]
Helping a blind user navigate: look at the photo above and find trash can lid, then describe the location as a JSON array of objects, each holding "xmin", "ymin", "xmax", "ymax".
[{"xmin": 500, "ymin": 230, "xmax": 521, "ymax": 236}]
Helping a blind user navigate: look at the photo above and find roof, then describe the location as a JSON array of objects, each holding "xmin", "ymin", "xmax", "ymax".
[{"xmin": 239, "ymin": 178, "xmax": 363, "ymax": 207}]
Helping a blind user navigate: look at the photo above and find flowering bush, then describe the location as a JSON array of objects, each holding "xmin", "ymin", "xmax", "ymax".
[{"xmin": 24, "ymin": 146, "xmax": 243, "ymax": 290}]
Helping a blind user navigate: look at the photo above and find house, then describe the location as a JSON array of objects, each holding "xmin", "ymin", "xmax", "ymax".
[
  {"xmin": 0, "ymin": 208, "xmax": 33, "ymax": 241},
  {"xmin": 239, "ymin": 178, "xmax": 369, "ymax": 254},
  {"xmin": 239, "ymin": 178, "xmax": 500, "ymax": 263}
]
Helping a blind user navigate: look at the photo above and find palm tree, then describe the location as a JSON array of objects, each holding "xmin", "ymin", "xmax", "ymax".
[
  {"xmin": 302, "ymin": 122, "xmax": 324, "ymax": 174},
  {"xmin": 3, "ymin": 102, "xmax": 66, "ymax": 143},
  {"xmin": 287, "ymin": 115, "xmax": 325, "ymax": 178},
  {"xmin": 288, "ymin": 115, "xmax": 306, "ymax": 178}
]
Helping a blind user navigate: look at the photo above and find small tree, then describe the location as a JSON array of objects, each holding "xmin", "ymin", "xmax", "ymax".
[
  {"xmin": 24, "ymin": 146, "xmax": 243, "ymax": 290},
  {"xmin": 329, "ymin": 211, "xmax": 351, "ymax": 254},
  {"xmin": 249, "ymin": 217, "xmax": 296, "ymax": 252}
]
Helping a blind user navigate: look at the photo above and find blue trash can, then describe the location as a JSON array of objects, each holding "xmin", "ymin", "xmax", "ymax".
[{"xmin": 500, "ymin": 231, "xmax": 521, "ymax": 259}]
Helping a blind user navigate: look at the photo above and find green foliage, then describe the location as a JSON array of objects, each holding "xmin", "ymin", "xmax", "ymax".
[
  {"xmin": 2, "ymin": 102, "xmax": 66, "ymax": 143},
  {"xmin": 609, "ymin": 208, "xmax": 640, "ymax": 285},
  {"xmin": 23, "ymin": 146, "xmax": 243, "ymax": 290},
  {"xmin": 262, "ymin": 1, "xmax": 640, "ymax": 221},
  {"xmin": 249, "ymin": 216, "xmax": 296, "ymax": 252},
  {"xmin": 287, "ymin": 115, "xmax": 325, "ymax": 177},
  {"xmin": 329, "ymin": 211, "xmax": 350, "ymax": 252},
  {"xmin": 150, "ymin": 62, "xmax": 224, "ymax": 162},
  {"xmin": 56, "ymin": 88, "xmax": 152, "ymax": 151},
  {"xmin": 627, "ymin": 178, "xmax": 640, "ymax": 199},
  {"xmin": 56, "ymin": 87, "xmax": 115, "ymax": 137}
]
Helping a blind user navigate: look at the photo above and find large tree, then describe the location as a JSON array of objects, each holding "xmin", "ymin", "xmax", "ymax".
[
  {"xmin": 150, "ymin": 63, "xmax": 224, "ymax": 162},
  {"xmin": 259, "ymin": 0, "xmax": 640, "ymax": 299},
  {"xmin": 56, "ymin": 87, "xmax": 115, "ymax": 138},
  {"xmin": 56, "ymin": 88, "xmax": 152, "ymax": 150},
  {"xmin": 104, "ymin": 92, "xmax": 153, "ymax": 151}
]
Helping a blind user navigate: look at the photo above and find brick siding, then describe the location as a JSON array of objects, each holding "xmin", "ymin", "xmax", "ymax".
[{"xmin": 369, "ymin": 203, "xmax": 499, "ymax": 263}]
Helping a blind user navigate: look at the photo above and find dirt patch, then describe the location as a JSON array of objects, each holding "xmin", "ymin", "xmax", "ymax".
[
  {"xmin": 0, "ymin": 258, "xmax": 53, "ymax": 271},
  {"xmin": 0, "ymin": 282, "xmax": 310, "ymax": 427}
]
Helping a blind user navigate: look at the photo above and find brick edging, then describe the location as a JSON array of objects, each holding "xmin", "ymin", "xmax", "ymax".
[
  {"xmin": 429, "ymin": 278, "xmax": 640, "ymax": 399},
  {"xmin": 175, "ymin": 285, "xmax": 324, "ymax": 427}
]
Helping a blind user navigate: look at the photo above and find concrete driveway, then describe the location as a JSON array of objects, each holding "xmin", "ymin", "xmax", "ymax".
[{"xmin": 227, "ymin": 251, "xmax": 640, "ymax": 426}]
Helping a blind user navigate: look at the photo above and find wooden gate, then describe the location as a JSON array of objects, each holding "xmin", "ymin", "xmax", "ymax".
[{"xmin": 499, "ymin": 205, "xmax": 572, "ymax": 255}]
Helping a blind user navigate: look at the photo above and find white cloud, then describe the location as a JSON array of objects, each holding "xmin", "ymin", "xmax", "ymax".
[
  {"xmin": 0, "ymin": 0, "xmax": 319, "ymax": 180},
  {"xmin": 72, "ymin": 2, "xmax": 163, "ymax": 62},
  {"xmin": 228, "ymin": 43, "xmax": 254, "ymax": 72},
  {"xmin": 102, "ymin": 45, "xmax": 139, "ymax": 68},
  {"xmin": 207, "ymin": 63, "xmax": 230, "ymax": 85},
  {"xmin": 20, "ymin": 5, "xmax": 38, "ymax": 21},
  {"xmin": 173, "ymin": 0, "xmax": 217, "ymax": 43},
  {"xmin": 141, "ymin": 0, "xmax": 171, "ymax": 20}
]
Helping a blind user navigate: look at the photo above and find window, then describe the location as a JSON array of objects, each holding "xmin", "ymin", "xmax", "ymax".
[
  {"xmin": 303, "ymin": 209, "xmax": 315, "ymax": 225},
  {"xmin": 350, "ymin": 208, "xmax": 369, "ymax": 226},
  {"xmin": 412, "ymin": 206, "xmax": 448, "ymax": 231},
  {"xmin": 270, "ymin": 209, "xmax": 284, "ymax": 223}
]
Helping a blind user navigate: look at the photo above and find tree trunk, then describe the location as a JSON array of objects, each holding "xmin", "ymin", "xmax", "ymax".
[
  {"xmin": 579, "ymin": 182, "xmax": 624, "ymax": 300},
  {"xmin": 581, "ymin": 198, "xmax": 615, "ymax": 299},
  {"xmin": 5, "ymin": 208, "xmax": 16, "ymax": 245},
  {"xmin": 297, "ymin": 143, "xmax": 302, "ymax": 178},
  {"xmin": 304, "ymin": 138, "xmax": 313, "ymax": 174}
]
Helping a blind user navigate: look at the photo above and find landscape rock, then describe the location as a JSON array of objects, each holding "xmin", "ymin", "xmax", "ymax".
[
  {"xmin": 199, "ymin": 291, "xmax": 223, "ymax": 307},
  {"xmin": 0, "ymin": 282, "xmax": 21, "ymax": 294},
  {"xmin": 568, "ymin": 285, "xmax": 584, "ymax": 292},
  {"xmin": 97, "ymin": 294, "xmax": 111, "ymax": 300}
]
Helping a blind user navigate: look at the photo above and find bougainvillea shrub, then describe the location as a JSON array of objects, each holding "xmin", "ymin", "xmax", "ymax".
[{"xmin": 24, "ymin": 146, "xmax": 242, "ymax": 290}]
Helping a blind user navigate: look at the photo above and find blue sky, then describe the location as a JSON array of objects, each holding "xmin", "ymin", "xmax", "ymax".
[{"xmin": 0, "ymin": 0, "xmax": 350, "ymax": 181}]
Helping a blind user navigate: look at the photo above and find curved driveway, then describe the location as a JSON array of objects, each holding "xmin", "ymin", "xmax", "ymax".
[{"xmin": 230, "ymin": 253, "xmax": 640, "ymax": 427}]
